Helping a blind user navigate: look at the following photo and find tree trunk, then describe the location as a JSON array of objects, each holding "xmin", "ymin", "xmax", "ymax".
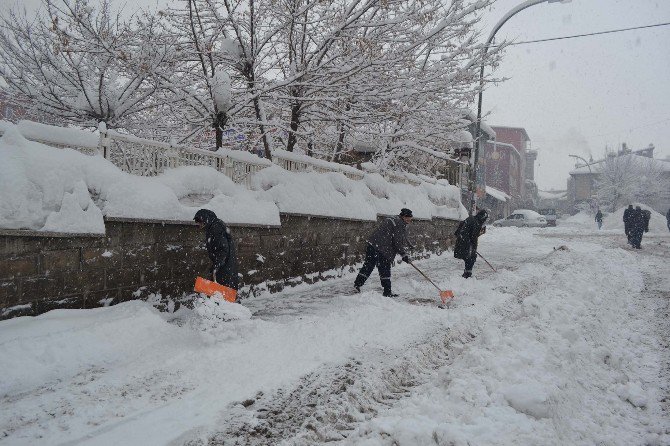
[
  {"xmin": 213, "ymin": 111, "xmax": 227, "ymax": 150},
  {"xmin": 286, "ymin": 101, "xmax": 301, "ymax": 152},
  {"xmin": 252, "ymin": 96, "xmax": 272, "ymax": 159},
  {"xmin": 333, "ymin": 122, "xmax": 346, "ymax": 163}
]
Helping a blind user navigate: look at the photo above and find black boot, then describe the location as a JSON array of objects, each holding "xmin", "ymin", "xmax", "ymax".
[
  {"xmin": 383, "ymin": 289, "xmax": 399, "ymax": 297},
  {"xmin": 462, "ymin": 270, "xmax": 472, "ymax": 279}
]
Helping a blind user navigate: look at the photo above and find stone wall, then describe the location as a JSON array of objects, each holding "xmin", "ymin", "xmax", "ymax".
[{"xmin": 0, "ymin": 214, "xmax": 458, "ymax": 319}]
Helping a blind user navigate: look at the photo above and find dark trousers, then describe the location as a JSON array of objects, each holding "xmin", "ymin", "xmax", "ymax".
[
  {"xmin": 355, "ymin": 244, "xmax": 392, "ymax": 293},
  {"xmin": 630, "ymin": 230, "xmax": 643, "ymax": 249},
  {"xmin": 464, "ymin": 256, "xmax": 476, "ymax": 275},
  {"xmin": 624, "ymin": 224, "xmax": 631, "ymax": 243}
]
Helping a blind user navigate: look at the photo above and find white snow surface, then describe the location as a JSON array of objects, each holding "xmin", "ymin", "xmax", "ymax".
[
  {"xmin": 0, "ymin": 125, "xmax": 466, "ymax": 232},
  {"xmin": 602, "ymin": 204, "xmax": 668, "ymax": 233},
  {"xmin": 246, "ymin": 165, "xmax": 467, "ymax": 221},
  {"xmin": 0, "ymin": 227, "xmax": 667, "ymax": 445},
  {"xmin": 557, "ymin": 205, "xmax": 668, "ymax": 235},
  {"xmin": 0, "ymin": 119, "xmax": 100, "ymax": 148},
  {"xmin": 0, "ymin": 127, "xmax": 279, "ymax": 231}
]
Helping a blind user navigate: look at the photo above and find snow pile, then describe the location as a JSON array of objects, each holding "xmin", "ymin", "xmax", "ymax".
[
  {"xmin": 0, "ymin": 122, "xmax": 466, "ymax": 232},
  {"xmin": 0, "ymin": 119, "xmax": 99, "ymax": 148},
  {"xmin": 250, "ymin": 166, "xmax": 378, "ymax": 220},
  {"xmin": 0, "ymin": 126, "xmax": 279, "ymax": 232},
  {"xmin": 250, "ymin": 167, "xmax": 467, "ymax": 221},
  {"xmin": 559, "ymin": 210, "xmax": 597, "ymax": 229},
  {"xmin": 603, "ymin": 203, "xmax": 668, "ymax": 233},
  {"xmin": 191, "ymin": 295, "xmax": 252, "ymax": 330}
]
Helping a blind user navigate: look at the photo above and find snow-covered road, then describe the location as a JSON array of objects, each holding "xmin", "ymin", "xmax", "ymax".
[{"xmin": 1, "ymin": 225, "xmax": 668, "ymax": 446}]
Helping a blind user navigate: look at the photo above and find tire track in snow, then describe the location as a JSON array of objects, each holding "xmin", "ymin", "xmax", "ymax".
[{"xmin": 201, "ymin": 328, "xmax": 479, "ymax": 446}]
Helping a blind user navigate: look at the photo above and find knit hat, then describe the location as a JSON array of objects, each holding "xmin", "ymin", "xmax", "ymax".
[{"xmin": 399, "ymin": 208, "xmax": 413, "ymax": 218}]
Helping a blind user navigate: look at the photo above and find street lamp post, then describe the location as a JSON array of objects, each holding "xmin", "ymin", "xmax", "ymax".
[{"xmin": 469, "ymin": 0, "xmax": 570, "ymax": 215}]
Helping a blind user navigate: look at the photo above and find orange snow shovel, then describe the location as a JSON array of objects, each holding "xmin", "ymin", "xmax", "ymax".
[
  {"xmin": 408, "ymin": 262, "xmax": 454, "ymax": 303},
  {"xmin": 194, "ymin": 276, "xmax": 237, "ymax": 303}
]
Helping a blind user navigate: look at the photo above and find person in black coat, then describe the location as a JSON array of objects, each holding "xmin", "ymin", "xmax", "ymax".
[
  {"xmin": 453, "ymin": 209, "xmax": 488, "ymax": 278},
  {"xmin": 642, "ymin": 210, "xmax": 651, "ymax": 233},
  {"xmin": 194, "ymin": 209, "xmax": 239, "ymax": 291},
  {"xmin": 595, "ymin": 209, "xmax": 604, "ymax": 230},
  {"xmin": 354, "ymin": 208, "xmax": 412, "ymax": 297},
  {"xmin": 623, "ymin": 204, "xmax": 634, "ymax": 244},
  {"xmin": 628, "ymin": 206, "xmax": 646, "ymax": 249}
]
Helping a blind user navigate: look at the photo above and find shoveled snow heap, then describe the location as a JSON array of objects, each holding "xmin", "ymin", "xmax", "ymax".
[
  {"xmin": 0, "ymin": 123, "xmax": 467, "ymax": 233},
  {"xmin": 603, "ymin": 203, "xmax": 668, "ymax": 233}
]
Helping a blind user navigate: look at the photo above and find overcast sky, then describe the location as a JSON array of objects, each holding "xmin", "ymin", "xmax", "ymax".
[
  {"xmin": 480, "ymin": 0, "xmax": 670, "ymax": 190},
  {"xmin": 2, "ymin": 0, "xmax": 669, "ymax": 190}
]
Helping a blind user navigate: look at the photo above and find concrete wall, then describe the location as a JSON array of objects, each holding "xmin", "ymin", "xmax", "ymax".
[{"xmin": 0, "ymin": 214, "xmax": 459, "ymax": 319}]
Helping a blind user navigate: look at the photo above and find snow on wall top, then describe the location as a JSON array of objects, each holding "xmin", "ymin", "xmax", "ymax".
[
  {"xmin": 17, "ymin": 120, "xmax": 100, "ymax": 148},
  {"xmin": 0, "ymin": 126, "xmax": 279, "ymax": 233},
  {"xmin": 0, "ymin": 124, "xmax": 467, "ymax": 233},
  {"xmin": 272, "ymin": 148, "xmax": 363, "ymax": 175}
]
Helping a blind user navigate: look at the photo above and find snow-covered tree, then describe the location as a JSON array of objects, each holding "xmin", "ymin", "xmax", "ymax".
[
  {"xmin": 156, "ymin": 0, "xmax": 284, "ymax": 155},
  {"xmin": 595, "ymin": 153, "xmax": 669, "ymax": 211},
  {"xmin": 0, "ymin": 0, "xmax": 170, "ymax": 128},
  {"xmin": 269, "ymin": 0, "xmax": 499, "ymax": 174}
]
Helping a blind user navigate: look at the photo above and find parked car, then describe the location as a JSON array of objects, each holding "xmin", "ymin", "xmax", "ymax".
[
  {"xmin": 538, "ymin": 208, "xmax": 557, "ymax": 227},
  {"xmin": 493, "ymin": 209, "xmax": 548, "ymax": 228}
]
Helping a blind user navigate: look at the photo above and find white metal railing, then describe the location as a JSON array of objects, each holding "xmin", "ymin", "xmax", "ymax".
[
  {"xmin": 272, "ymin": 148, "xmax": 366, "ymax": 181},
  {"xmin": 99, "ymin": 125, "xmax": 271, "ymax": 187},
  {"xmin": 2, "ymin": 120, "xmax": 458, "ymax": 189}
]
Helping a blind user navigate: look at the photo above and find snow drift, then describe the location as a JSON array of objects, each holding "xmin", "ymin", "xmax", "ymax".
[
  {"xmin": 603, "ymin": 203, "xmax": 668, "ymax": 233},
  {"xmin": 0, "ymin": 126, "xmax": 279, "ymax": 232},
  {"xmin": 0, "ymin": 123, "xmax": 467, "ymax": 233}
]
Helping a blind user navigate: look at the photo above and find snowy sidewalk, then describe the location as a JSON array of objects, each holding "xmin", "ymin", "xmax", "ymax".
[{"xmin": 0, "ymin": 228, "xmax": 668, "ymax": 445}]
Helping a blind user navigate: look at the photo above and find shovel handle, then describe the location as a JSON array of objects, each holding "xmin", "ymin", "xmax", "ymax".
[
  {"xmin": 408, "ymin": 262, "xmax": 442, "ymax": 292},
  {"xmin": 476, "ymin": 252, "xmax": 497, "ymax": 272}
]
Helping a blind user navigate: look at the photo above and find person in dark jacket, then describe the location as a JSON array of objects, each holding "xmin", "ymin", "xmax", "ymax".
[
  {"xmin": 667, "ymin": 209, "xmax": 670, "ymax": 232},
  {"xmin": 628, "ymin": 206, "xmax": 646, "ymax": 249},
  {"xmin": 453, "ymin": 209, "xmax": 488, "ymax": 278},
  {"xmin": 642, "ymin": 209, "xmax": 651, "ymax": 233},
  {"xmin": 623, "ymin": 204, "xmax": 634, "ymax": 244},
  {"xmin": 595, "ymin": 209, "xmax": 604, "ymax": 230},
  {"xmin": 194, "ymin": 209, "xmax": 239, "ymax": 292},
  {"xmin": 354, "ymin": 208, "xmax": 412, "ymax": 297}
]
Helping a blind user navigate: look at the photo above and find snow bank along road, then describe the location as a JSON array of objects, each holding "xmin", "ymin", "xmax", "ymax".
[{"xmin": 0, "ymin": 227, "xmax": 668, "ymax": 445}]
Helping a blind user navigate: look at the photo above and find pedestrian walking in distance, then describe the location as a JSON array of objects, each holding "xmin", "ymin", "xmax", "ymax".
[
  {"xmin": 354, "ymin": 208, "xmax": 413, "ymax": 297},
  {"xmin": 595, "ymin": 209, "xmax": 604, "ymax": 230},
  {"xmin": 628, "ymin": 206, "xmax": 646, "ymax": 249},
  {"xmin": 454, "ymin": 209, "xmax": 488, "ymax": 278},
  {"xmin": 623, "ymin": 204, "xmax": 634, "ymax": 244},
  {"xmin": 194, "ymin": 209, "xmax": 239, "ymax": 296},
  {"xmin": 642, "ymin": 209, "xmax": 651, "ymax": 234}
]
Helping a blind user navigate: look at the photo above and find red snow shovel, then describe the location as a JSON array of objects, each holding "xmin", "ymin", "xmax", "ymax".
[
  {"xmin": 194, "ymin": 276, "xmax": 237, "ymax": 303},
  {"xmin": 408, "ymin": 262, "xmax": 454, "ymax": 303}
]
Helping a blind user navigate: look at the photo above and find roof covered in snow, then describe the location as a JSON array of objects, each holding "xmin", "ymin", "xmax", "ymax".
[
  {"xmin": 570, "ymin": 153, "xmax": 670, "ymax": 175},
  {"xmin": 538, "ymin": 190, "xmax": 567, "ymax": 199},
  {"xmin": 486, "ymin": 185, "xmax": 510, "ymax": 202}
]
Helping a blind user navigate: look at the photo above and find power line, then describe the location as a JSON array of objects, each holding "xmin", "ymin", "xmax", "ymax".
[{"xmin": 490, "ymin": 21, "xmax": 670, "ymax": 47}]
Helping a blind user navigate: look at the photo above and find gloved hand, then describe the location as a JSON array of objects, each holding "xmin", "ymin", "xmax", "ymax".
[{"xmin": 402, "ymin": 255, "xmax": 410, "ymax": 263}]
